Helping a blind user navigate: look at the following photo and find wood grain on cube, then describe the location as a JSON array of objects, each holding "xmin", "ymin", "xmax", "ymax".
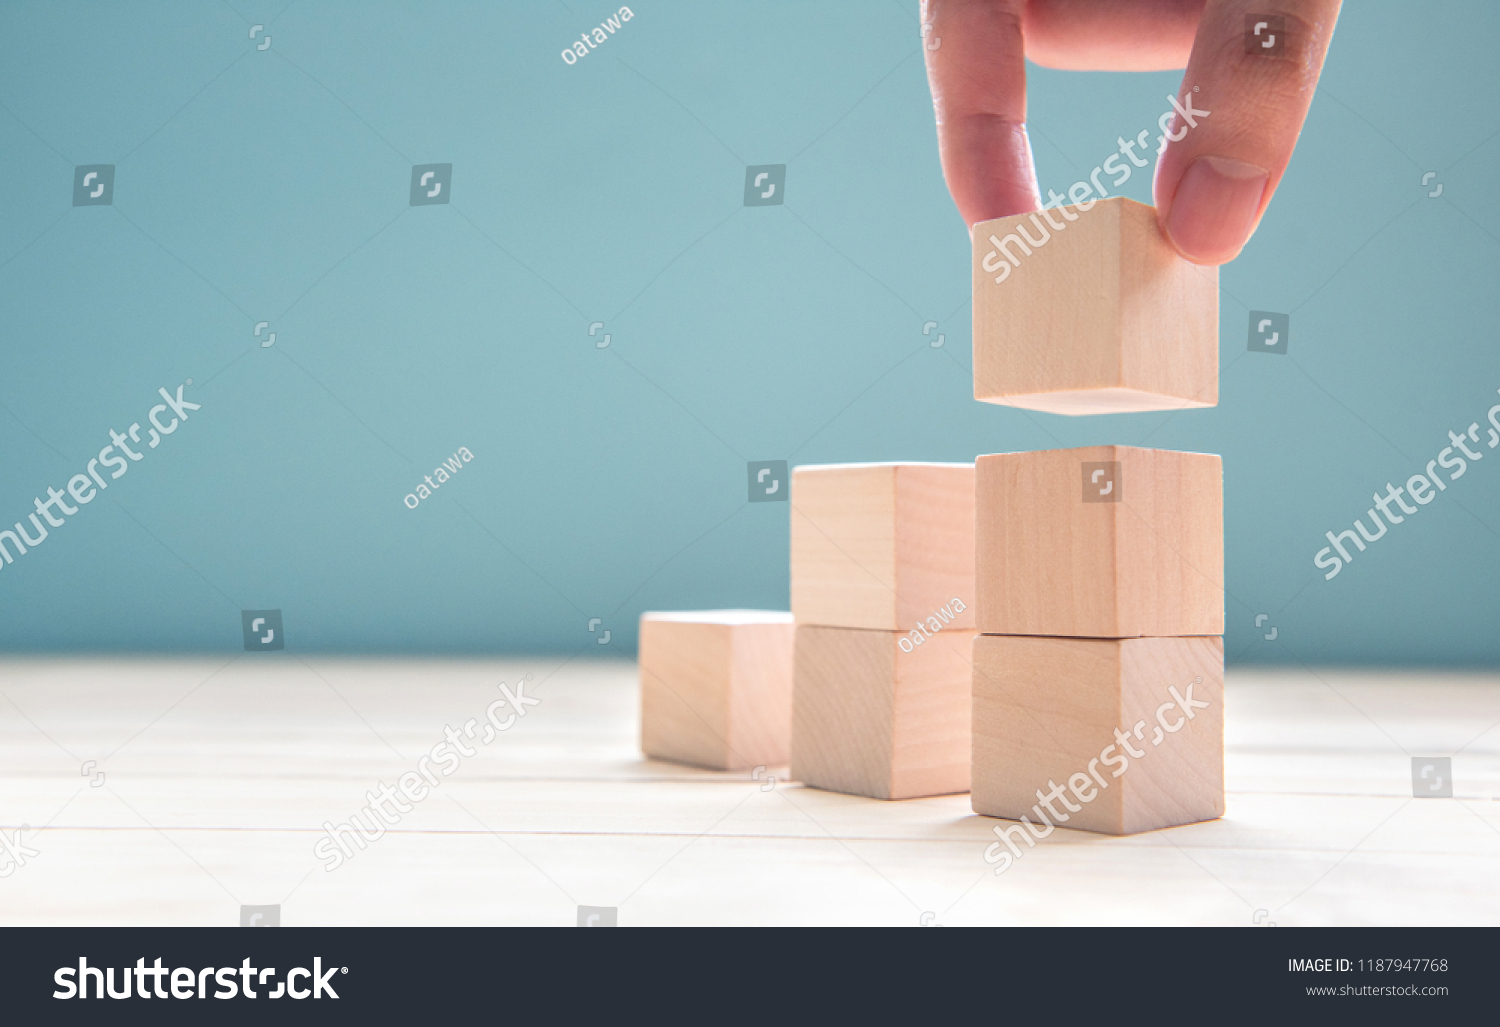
[
  {"xmin": 971, "ymin": 634, "xmax": 1224, "ymax": 835},
  {"xmin": 791, "ymin": 625, "xmax": 974, "ymax": 800},
  {"xmin": 639, "ymin": 610, "xmax": 794, "ymax": 771},
  {"xmin": 976, "ymin": 445, "xmax": 1223, "ymax": 637},
  {"xmin": 791, "ymin": 462, "xmax": 975, "ymax": 631},
  {"xmin": 972, "ymin": 196, "xmax": 1218, "ymax": 415}
]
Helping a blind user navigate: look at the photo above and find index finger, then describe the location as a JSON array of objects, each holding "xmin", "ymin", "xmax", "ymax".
[{"xmin": 922, "ymin": 0, "xmax": 1038, "ymax": 232}]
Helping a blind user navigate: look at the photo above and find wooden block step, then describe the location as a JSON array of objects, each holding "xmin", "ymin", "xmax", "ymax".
[
  {"xmin": 791, "ymin": 624, "xmax": 974, "ymax": 800},
  {"xmin": 639, "ymin": 610, "xmax": 794, "ymax": 771},
  {"xmin": 976, "ymin": 445, "xmax": 1223, "ymax": 638},
  {"xmin": 972, "ymin": 633, "xmax": 1224, "ymax": 837},
  {"xmin": 791, "ymin": 462, "xmax": 975, "ymax": 632}
]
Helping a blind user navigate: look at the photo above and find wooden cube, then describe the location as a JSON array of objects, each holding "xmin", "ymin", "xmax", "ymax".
[
  {"xmin": 972, "ymin": 634, "xmax": 1224, "ymax": 835},
  {"xmin": 976, "ymin": 445, "xmax": 1222, "ymax": 637},
  {"xmin": 791, "ymin": 625, "xmax": 974, "ymax": 799},
  {"xmin": 639, "ymin": 610, "xmax": 794, "ymax": 771},
  {"xmin": 791, "ymin": 462, "xmax": 975, "ymax": 632},
  {"xmin": 972, "ymin": 196, "xmax": 1218, "ymax": 415}
]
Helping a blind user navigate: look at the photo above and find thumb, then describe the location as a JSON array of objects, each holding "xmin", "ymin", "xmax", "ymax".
[{"xmin": 1154, "ymin": 0, "xmax": 1343, "ymax": 265}]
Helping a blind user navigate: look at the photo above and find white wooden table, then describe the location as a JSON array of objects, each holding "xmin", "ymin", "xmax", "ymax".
[{"xmin": 1, "ymin": 657, "xmax": 1496, "ymax": 926}]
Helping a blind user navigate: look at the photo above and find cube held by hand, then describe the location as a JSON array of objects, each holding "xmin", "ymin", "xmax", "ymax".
[{"xmin": 972, "ymin": 197, "xmax": 1218, "ymax": 416}]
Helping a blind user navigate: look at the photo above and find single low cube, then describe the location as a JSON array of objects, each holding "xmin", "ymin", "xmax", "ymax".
[
  {"xmin": 976, "ymin": 445, "xmax": 1223, "ymax": 638},
  {"xmin": 791, "ymin": 462, "xmax": 975, "ymax": 632},
  {"xmin": 972, "ymin": 634, "xmax": 1224, "ymax": 836},
  {"xmin": 639, "ymin": 610, "xmax": 794, "ymax": 771},
  {"xmin": 972, "ymin": 196, "xmax": 1218, "ymax": 415},
  {"xmin": 791, "ymin": 625, "xmax": 975, "ymax": 800}
]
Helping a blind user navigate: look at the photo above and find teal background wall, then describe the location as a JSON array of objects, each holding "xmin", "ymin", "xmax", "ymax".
[{"xmin": 1, "ymin": 1, "xmax": 1497, "ymax": 664}]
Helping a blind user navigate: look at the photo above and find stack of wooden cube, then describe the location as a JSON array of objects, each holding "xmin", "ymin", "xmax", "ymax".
[
  {"xmin": 636, "ymin": 196, "xmax": 1227, "ymax": 838},
  {"xmin": 786, "ymin": 462, "xmax": 977, "ymax": 799},
  {"xmin": 968, "ymin": 197, "xmax": 1226, "ymax": 834}
]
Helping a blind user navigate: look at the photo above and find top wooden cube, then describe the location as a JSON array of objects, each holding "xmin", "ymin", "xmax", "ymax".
[
  {"xmin": 975, "ymin": 445, "xmax": 1223, "ymax": 638},
  {"xmin": 972, "ymin": 196, "xmax": 1218, "ymax": 416},
  {"xmin": 791, "ymin": 462, "xmax": 975, "ymax": 632}
]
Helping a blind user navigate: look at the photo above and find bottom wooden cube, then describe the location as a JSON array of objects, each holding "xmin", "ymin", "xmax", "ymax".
[
  {"xmin": 639, "ymin": 610, "xmax": 794, "ymax": 771},
  {"xmin": 972, "ymin": 634, "xmax": 1223, "ymax": 835},
  {"xmin": 792, "ymin": 625, "xmax": 974, "ymax": 799}
]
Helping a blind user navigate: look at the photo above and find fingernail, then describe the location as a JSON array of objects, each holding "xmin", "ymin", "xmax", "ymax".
[{"xmin": 1164, "ymin": 156, "xmax": 1269, "ymax": 264}]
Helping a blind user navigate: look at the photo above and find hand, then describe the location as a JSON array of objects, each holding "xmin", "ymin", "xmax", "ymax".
[{"xmin": 922, "ymin": 0, "xmax": 1342, "ymax": 264}]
